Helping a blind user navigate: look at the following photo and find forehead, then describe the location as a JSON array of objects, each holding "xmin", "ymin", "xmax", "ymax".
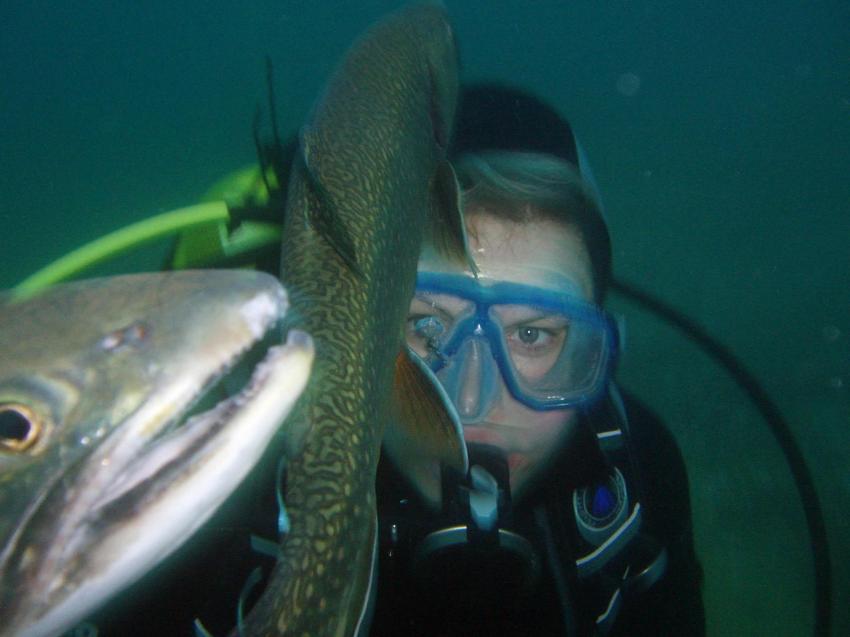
[{"xmin": 419, "ymin": 210, "xmax": 594, "ymax": 300}]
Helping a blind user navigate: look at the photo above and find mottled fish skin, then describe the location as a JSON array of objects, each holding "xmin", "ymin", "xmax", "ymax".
[
  {"xmin": 241, "ymin": 4, "xmax": 460, "ymax": 636},
  {"xmin": 0, "ymin": 271, "xmax": 313, "ymax": 637}
]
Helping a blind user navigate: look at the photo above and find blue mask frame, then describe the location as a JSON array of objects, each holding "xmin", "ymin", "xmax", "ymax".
[{"xmin": 413, "ymin": 272, "xmax": 620, "ymax": 411}]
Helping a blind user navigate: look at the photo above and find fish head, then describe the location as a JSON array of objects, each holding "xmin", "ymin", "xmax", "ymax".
[{"xmin": 0, "ymin": 270, "xmax": 313, "ymax": 637}]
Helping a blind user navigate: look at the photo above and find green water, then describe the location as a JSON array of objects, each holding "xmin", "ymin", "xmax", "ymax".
[{"xmin": 2, "ymin": 2, "xmax": 847, "ymax": 635}]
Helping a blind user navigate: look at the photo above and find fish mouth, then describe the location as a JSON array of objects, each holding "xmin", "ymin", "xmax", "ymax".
[
  {"xmin": 78, "ymin": 297, "xmax": 297, "ymax": 522},
  {"xmin": 90, "ymin": 319, "xmax": 296, "ymax": 515},
  {"xmin": 1, "ymin": 298, "xmax": 314, "ymax": 637},
  {"xmin": 146, "ymin": 317, "xmax": 291, "ymax": 452}
]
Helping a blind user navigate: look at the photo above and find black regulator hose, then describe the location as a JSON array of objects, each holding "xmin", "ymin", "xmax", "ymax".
[{"xmin": 610, "ymin": 277, "xmax": 831, "ymax": 637}]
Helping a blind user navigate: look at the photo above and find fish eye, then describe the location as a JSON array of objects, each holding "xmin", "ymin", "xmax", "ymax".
[{"xmin": 0, "ymin": 403, "xmax": 42, "ymax": 452}]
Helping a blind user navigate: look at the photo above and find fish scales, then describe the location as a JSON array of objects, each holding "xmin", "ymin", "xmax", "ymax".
[{"xmin": 240, "ymin": 4, "xmax": 460, "ymax": 636}]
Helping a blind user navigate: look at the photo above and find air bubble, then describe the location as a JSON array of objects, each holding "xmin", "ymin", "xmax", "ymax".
[
  {"xmin": 616, "ymin": 72, "xmax": 641, "ymax": 97},
  {"xmin": 822, "ymin": 325, "xmax": 841, "ymax": 342}
]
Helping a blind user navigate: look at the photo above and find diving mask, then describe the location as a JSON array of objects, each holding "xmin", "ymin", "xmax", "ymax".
[{"xmin": 407, "ymin": 272, "xmax": 619, "ymax": 419}]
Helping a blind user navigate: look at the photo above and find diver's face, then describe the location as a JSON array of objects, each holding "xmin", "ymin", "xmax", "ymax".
[{"xmin": 394, "ymin": 207, "xmax": 595, "ymax": 507}]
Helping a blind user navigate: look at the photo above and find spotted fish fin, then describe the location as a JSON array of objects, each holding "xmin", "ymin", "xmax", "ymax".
[
  {"xmin": 390, "ymin": 345, "xmax": 468, "ymax": 472},
  {"xmin": 429, "ymin": 159, "xmax": 479, "ymax": 277},
  {"xmin": 296, "ymin": 126, "xmax": 363, "ymax": 278}
]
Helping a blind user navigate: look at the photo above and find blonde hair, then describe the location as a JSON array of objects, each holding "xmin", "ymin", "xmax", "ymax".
[{"xmin": 455, "ymin": 151, "xmax": 611, "ymax": 300}]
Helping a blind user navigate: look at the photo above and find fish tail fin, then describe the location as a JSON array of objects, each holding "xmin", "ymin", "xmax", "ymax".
[{"xmin": 390, "ymin": 345, "xmax": 468, "ymax": 473}]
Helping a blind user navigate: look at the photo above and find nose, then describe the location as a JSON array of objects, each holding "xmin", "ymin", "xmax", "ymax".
[
  {"xmin": 456, "ymin": 338, "xmax": 485, "ymax": 418},
  {"xmin": 440, "ymin": 336, "xmax": 500, "ymax": 424}
]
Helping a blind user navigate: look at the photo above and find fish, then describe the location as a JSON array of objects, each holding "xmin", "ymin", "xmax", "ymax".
[
  {"xmin": 238, "ymin": 3, "xmax": 472, "ymax": 636},
  {"xmin": 0, "ymin": 270, "xmax": 314, "ymax": 637}
]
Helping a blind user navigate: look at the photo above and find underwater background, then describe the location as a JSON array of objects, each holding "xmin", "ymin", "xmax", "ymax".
[{"xmin": 1, "ymin": 1, "xmax": 847, "ymax": 635}]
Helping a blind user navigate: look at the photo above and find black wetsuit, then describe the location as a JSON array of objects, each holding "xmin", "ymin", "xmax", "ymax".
[{"xmin": 370, "ymin": 390, "xmax": 705, "ymax": 636}]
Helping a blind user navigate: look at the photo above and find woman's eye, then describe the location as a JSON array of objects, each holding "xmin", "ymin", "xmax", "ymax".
[
  {"xmin": 507, "ymin": 322, "xmax": 567, "ymax": 356},
  {"xmin": 517, "ymin": 326, "xmax": 543, "ymax": 345},
  {"xmin": 405, "ymin": 314, "xmax": 447, "ymax": 357},
  {"xmin": 413, "ymin": 315, "xmax": 445, "ymax": 341},
  {"xmin": 512, "ymin": 326, "xmax": 553, "ymax": 348}
]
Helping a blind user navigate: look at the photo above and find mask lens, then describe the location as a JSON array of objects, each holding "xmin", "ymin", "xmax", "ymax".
[
  {"xmin": 492, "ymin": 302, "xmax": 611, "ymax": 406},
  {"xmin": 406, "ymin": 293, "xmax": 475, "ymax": 363}
]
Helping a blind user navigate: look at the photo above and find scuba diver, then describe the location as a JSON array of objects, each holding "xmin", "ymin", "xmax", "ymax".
[{"xmin": 369, "ymin": 85, "xmax": 706, "ymax": 636}]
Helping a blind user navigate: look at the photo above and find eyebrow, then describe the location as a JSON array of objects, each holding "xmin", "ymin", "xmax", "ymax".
[{"xmin": 493, "ymin": 305, "xmax": 567, "ymax": 325}]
